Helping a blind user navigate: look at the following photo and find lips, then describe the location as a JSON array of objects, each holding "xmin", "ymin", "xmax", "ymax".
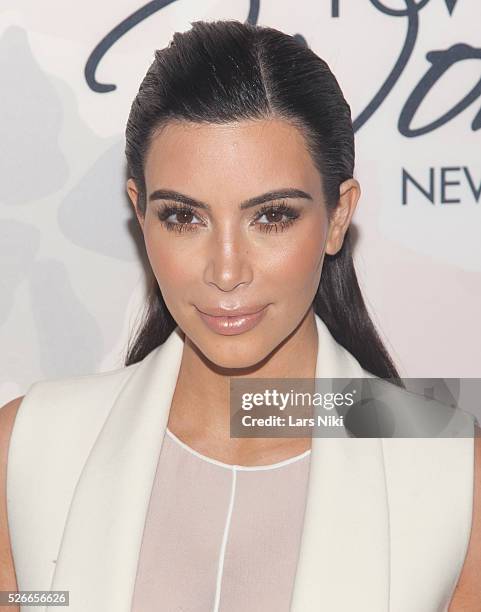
[{"xmin": 195, "ymin": 304, "xmax": 269, "ymax": 335}]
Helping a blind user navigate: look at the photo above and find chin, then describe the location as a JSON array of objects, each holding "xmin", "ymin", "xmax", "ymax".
[
  {"xmin": 204, "ymin": 350, "xmax": 270, "ymax": 372},
  {"xmin": 193, "ymin": 331, "xmax": 277, "ymax": 371}
]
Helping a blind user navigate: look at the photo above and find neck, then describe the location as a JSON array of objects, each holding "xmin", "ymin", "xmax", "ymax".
[{"xmin": 166, "ymin": 309, "xmax": 319, "ymax": 464}]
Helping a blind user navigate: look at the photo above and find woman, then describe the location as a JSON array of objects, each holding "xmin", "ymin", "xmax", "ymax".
[{"xmin": 1, "ymin": 19, "xmax": 480, "ymax": 612}]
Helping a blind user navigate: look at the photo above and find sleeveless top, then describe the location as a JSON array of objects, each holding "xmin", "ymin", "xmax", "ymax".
[
  {"xmin": 130, "ymin": 428, "xmax": 311, "ymax": 611},
  {"xmin": 6, "ymin": 313, "xmax": 476, "ymax": 611}
]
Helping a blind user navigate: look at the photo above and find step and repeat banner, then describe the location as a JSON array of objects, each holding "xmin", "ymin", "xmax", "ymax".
[{"xmin": 1, "ymin": 0, "xmax": 480, "ymax": 404}]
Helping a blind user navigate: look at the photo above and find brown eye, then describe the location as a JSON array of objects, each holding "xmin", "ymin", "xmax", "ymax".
[
  {"xmin": 254, "ymin": 202, "xmax": 300, "ymax": 233},
  {"xmin": 157, "ymin": 204, "xmax": 203, "ymax": 233},
  {"xmin": 261, "ymin": 210, "xmax": 285, "ymax": 223},
  {"xmin": 176, "ymin": 210, "xmax": 195, "ymax": 224}
]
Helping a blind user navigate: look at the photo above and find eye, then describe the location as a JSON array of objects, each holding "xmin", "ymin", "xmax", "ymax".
[
  {"xmin": 253, "ymin": 202, "xmax": 300, "ymax": 234},
  {"xmin": 156, "ymin": 204, "xmax": 203, "ymax": 233}
]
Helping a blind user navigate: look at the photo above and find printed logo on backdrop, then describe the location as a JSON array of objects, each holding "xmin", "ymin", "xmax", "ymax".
[{"xmin": 85, "ymin": 0, "xmax": 480, "ymax": 206}]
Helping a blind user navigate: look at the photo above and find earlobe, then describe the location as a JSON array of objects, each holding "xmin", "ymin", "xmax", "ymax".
[{"xmin": 325, "ymin": 178, "xmax": 360, "ymax": 255}]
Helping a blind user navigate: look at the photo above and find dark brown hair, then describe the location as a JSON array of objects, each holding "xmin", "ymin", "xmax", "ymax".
[{"xmin": 124, "ymin": 19, "xmax": 400, "ymax": 381}]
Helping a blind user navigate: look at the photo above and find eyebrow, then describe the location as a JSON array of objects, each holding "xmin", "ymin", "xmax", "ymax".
[{"xmin": 148, "ymin": 188, "xmax": 313, "ymax": 211}]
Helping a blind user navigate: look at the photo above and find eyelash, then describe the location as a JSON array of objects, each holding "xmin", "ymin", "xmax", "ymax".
[{"xmin": 156, "ymin": 201, "xmax": 300, "ymax": 235}]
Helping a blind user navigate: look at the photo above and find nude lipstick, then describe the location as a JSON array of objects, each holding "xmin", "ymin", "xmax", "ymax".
[{"xmin": 195, "ymin": 305, "xmax": 269, "ymax": 336}]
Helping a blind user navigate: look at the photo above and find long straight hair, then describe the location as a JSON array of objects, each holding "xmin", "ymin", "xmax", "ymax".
[{"xmin": 124, "ymin": 19, "xmax": 401, "ymax": 381}]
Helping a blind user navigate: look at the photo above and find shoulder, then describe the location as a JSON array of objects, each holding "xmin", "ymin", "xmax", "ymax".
[
  {"xmin": 0, "ymin": 395, "xmax": 24, "ymax": 475},
  {"xmin": 0, "ymin": 394, "xmax": 24, "ymax": 462},
  {"xmin": 13, "ymin": 360, "xmax": 142, "ymax": 422},
  {"xmin": 1, "ymin": 364, "xmax": 139, "ymax": 451},
  {"xmin": 449, "ymin": 421, "xmax": 481, "ymax": 610},
  {"xmin": 0, "ymin": 395, "xmax": 24, "ymax": 593},
  {"xmin": 0, "ymin": 395, "xmax": 23, "ymax": 436},
  {"xmin": 4, "ymin": 359, "xmax": 143, "ymax": 496},
  {"xmin": 6, "ymin": 361, "xmax": 143, "ymax": 469},
  {"xmin": 26, "ymin": 360, "xmax": 142, "ymax": 402}
]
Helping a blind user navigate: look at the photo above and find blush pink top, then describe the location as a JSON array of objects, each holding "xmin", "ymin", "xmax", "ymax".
[{"xmin": 130, "ymin": 427, "xmax": 312, "ymax": 611}]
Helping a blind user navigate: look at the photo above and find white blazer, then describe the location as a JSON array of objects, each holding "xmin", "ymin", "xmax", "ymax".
[{"xmin": 7, "ymin": 313, "xmax": 475, "ymax": 611}]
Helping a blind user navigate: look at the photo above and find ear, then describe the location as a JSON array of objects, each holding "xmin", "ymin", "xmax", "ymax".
[
  {"xmin": 126, "ymin": 178, "xmax": 145, "ymax": 231},
  {"xmin": 325, "ymin": 178, "xmax": 360, "ymax": 255}
]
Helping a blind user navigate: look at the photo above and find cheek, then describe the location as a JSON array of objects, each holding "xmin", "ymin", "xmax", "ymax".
[
  {"xmin": 265, "ymin": 233, "xmax": 324, "ymax": 293},
  {"xmin": 144, "ymin": 227, "xmax": 194, "ymax": 292}
]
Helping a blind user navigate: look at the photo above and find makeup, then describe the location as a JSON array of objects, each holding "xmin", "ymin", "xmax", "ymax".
[{"xmin": 196, "ymin": 305, "xmax": 269, "ymax": 335}]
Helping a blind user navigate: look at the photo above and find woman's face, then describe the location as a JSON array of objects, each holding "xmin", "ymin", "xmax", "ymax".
[{"xmin": 127, "ymin": 118, "xmax": 358, "ymax": 369}]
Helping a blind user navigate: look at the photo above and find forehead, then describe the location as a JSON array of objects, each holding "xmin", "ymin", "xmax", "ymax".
[{"xmin": 144, "ymin": 118, "xmax": 322, "ymax": 200}]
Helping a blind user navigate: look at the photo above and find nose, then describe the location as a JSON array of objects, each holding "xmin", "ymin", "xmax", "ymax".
[{"xmin": 203, "ymin": 232, "xmax": 253, "ymax": 292}]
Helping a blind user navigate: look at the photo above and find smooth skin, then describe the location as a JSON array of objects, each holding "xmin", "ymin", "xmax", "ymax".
[{"xmin": 1, "ymin": 118, "xmax": 480, "ymax": 609}]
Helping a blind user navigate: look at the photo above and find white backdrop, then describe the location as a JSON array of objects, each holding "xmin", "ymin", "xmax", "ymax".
[{"xmin": 1, "ymin": 0, "xmax": 480, "ymax": 406}]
